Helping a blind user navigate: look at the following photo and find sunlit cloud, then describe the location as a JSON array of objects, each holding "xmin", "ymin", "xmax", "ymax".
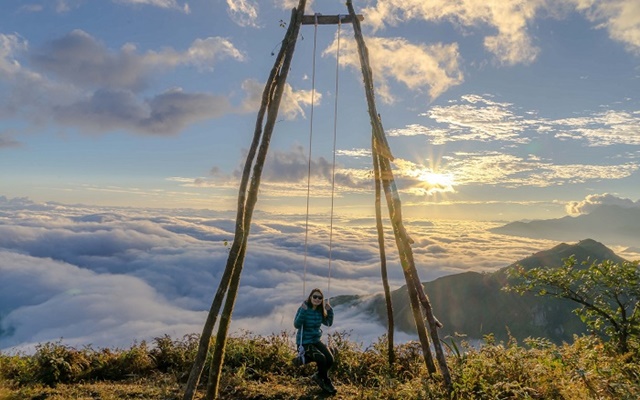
[
  {"xmin": 390, "ymin": 94, "xmax": 640, "ymax": 148},
  {"xmin": 275, "ymin": 0, "xmax": 316, "ymax": 12},
  {"xmin": 554, "ymin": 110, "xmax": 640, "ymax": 146},
  {"xmin": 336, "ymin": 148, "xmax": 371, "ymax": 158},
  {"xmin": 158, "ymin": 37, "xmax": 245, "ymax": 71},
  {"xmin": 566, "ymin": 193, "xmax": 640, "ymax": 215},
  {"xmin": 325, "ymin": 34, "xmax": 463, "ymax": 102},
  {"xmin": 445, "ymin": 151, "xmax": 639, "ymax": 187},
  {"xmin": 0, "ymin": 33, "xmax": 29, "ymax": 75},
  {"xmin": 572, "ymin": 0, "xmax": 640, "ymax": 55},
  {"xmin": 410, "ymin": 94, "xmax": 532, "ymax": 144},
  {"xmin": 362, "ymin": 0, "xmax": 541, "ymax": 66},
  {"xmin": 362, "ymin": 0, "xmax": 640, "ymax": 63},
  {"xmin": 227, "ymin": 0, "xmax": 259, "ymax": 27},
  {"xmin": 181, "ymin": 141, "xmax": 639, "ymax": 200},
  {"xmin": 392, "ymin": 158, "xmax": 457, "ymax": 195},
  {"xmin": 238, "ymin": 79, "xmax": 319, "ymax": 119}
]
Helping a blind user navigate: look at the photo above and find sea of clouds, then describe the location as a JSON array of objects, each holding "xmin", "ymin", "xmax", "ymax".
[{"xmin": 1, "ymin": 195, "xmax": 637, "ymax": 353}]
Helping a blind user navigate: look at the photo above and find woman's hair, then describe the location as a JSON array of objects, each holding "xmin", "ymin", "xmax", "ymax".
[{"xmin": 306, "ymin": 288, "xmax": 327, "ymax": 319}]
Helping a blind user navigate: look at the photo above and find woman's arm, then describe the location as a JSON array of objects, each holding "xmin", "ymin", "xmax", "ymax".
[
  {"xmin": 293, "ymin": 301, "xmax": 307, "ymax": 329},
  {"xmin": 323, "ymin": 302, "xmax": 334, "ymax": 327}
]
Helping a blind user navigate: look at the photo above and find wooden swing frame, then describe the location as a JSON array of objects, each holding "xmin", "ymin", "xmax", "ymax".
[{"xmin": 182, "ymin": 1, "xmax": 451, "ymax": 399}]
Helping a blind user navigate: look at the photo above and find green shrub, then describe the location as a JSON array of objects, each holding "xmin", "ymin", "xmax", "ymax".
[
  {"xmin": 150, "ymin": 333, "xmax": 199, "ymax": 374},
  {"xmin": 32, "ymin": 341, "xmax": 91, "ymax": 386},
  {"xmin": 85, "ymin": 343, "xmax": 153, "ymax": 382},
  {"xmin": 222, "ymin": 330, "xmax": 298, "ymax": 379},
  {"xmin": 117, "ymin": 340, "xmax": 155, "ymax": 377},
  {"xmin": 85, "ymin": 347, "xmax": 126, "ymax": 381},
  {"xmin": 0, "ymin": 352, "xmax": 35, "ymax": 386}
]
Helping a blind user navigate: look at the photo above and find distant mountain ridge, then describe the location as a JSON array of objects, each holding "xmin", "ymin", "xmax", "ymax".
[
  {"xmin": 489, "ymin": 205, "xmax": 640, "ymax": 248},
  {"xmin": 333, "ymin": 239, "xmax": 627, "ymax": 344}
]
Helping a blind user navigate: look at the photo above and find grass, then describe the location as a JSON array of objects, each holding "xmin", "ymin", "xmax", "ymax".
[{"xmin": 1, "ymin": 331, "xmax": 638, "ymax": 399}]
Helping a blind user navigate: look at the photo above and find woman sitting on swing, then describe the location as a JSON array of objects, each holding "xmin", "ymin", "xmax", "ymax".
[{"xmin": 294, "ymin": 288, "xmax": 337, "ymax": 394}]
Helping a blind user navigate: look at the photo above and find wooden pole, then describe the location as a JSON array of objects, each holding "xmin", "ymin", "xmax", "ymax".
[
  {"xmin": 203, "ymin": 3, "xmax": 308, "ymax": 398},
  {"xmin": 182, "ymin": 2, "xmax": 308, "ymax": 399},
  {"xmin": 346, "ymin": 0, "xmax": 452, "ymax": 389},
  {"xmin": 372, "ymin": 136, "xmax": 396, "ymax": 367}
]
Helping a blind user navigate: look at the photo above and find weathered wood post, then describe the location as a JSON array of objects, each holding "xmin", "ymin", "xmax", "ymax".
[
  {"xmin": 373, "ymin": 137, "xmax": 396, "ymax": 367},
  {"xmin": 182, "ymin": 2, "xmax": 308, "ymax": 399},
  {"xmin": 346, "ymin": 0, "xmax": 451, "ymax": 389}
]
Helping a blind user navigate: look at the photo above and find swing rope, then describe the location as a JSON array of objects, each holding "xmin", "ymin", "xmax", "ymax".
[
  {"xmin": 326, "ymin": 17, "xmax": 342, "ymax": 302},
  {"xmin": 298, "ymin": 14, "xmax": 341, "ymax": 360},
  {"xmin": 302, "ymin": 13, "xmax": 320, "ymax": 299},
  {"xmin": 297, "ymin": 15, "xmax": 319, "ymax": 363}
]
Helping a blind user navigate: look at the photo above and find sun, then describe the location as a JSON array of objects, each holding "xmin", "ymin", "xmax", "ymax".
[{"xmin": 417, "ymin": 171, "xmax": 456, "ymax": 194}]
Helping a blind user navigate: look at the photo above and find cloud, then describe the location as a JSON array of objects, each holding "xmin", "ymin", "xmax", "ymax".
[
  {"xmin": 30, "ymin": 30, "xmax": 149, "ymax": 91},
  {"xmin": 1, "ymin": 30, "xmax": 245, "ymax": 135},
  {"xmin": 52, "ymin": 0, "xmax": 84, "ymax": 13},
  {"xmin": 147, "ymin": 37, "xmax": 246, "ymax": 72},
  {"xmin": 35, "ymin": 0, "xmax": 190, "ymax": 14},
  {"xmin": 0, "ymin": 197, "xmax": 570, "ymax": 351},
  {"xmin": 262, "ymin": 145, "xmax": 332, "ymax": 183},
  {"xmin": 442, "ymin": 151, "xmax": 638, "ymax": 188},
  {"xmin": 384, "ymin": 158, "xmax": 456, "ymax": 196},
  {"xmin": 183, "ymin": 121, "xmax": 640, "ymax": 199},
  {"xmin": 185, "ymin": 145, "xmax": 374, "ymax": 199},
  {"xmin": 0, "ymin": 33, "xmax": 28, "ymax": 75},
  {"xmin": 337, "ymin": 148, "xmax": 371, "ymax": 158},
  {"xmin": 54, "ymin": 87, "xmax": 231, "ymax": 135},
  {"xmin": 326, "ymin": 35, "xmax": 463, "ymax": 102},
  {"xmin": 554, "ymin": 110, "xmax": 640, "ymax": 147},
  {"xmin": 227, "ymin": 0, "xmax": 259, "ymax": 27},
  {"xmin": 114, "ymin": 0, "xmax": 190, "ymax": 14},
  {"xmin": 362, "ymin": 0, "xmax": 541, "ymax": 66},
  {"xmin": 0, "ymin": 134, "xmax": 21, "ymax": 149},
  {"xmin": 390, "ymin": 94, "xmax": 640, "ymax": 148},
  {"xmin": 0, "ymin": 251, "xmax": 205, "ymax": 351},
  {"xmin": 275, "ymin": 0, "xmax": 315, "ymax": 12},
  {"xmin": 30, "ymin": 30, "xmax": 245, "ymax": 91},
  {"xmin": 363, "ymin": 0, "xmax": 640, "ymax": 64},
  {"xmin": 238, "ymin": 78, "xmax": 318, "ymax": 119},
  {"xmin": 17, "ymin": 4, "xmax": 45, "ymax": 13},
  {"xmin": 573, "ymin": 0, "xmax": 640, "ymax": 56},
  {"xmin": 391, "ymin": 94, "xmax": 533, "ymax": 144},
  {"xmin": 566, "ymin": 193, "xmax": 640, "ymax": 215}
]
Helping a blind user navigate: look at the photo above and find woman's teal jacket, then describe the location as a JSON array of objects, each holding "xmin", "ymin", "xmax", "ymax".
[{"xmin": 294, "ymin": 302, "xmax": 334, "ymax": 346}]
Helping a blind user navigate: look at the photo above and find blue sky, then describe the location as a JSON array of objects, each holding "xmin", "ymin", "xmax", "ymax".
[{"xmin": 1, "ymin": 0, "xmax": 640, "ymax": 221}]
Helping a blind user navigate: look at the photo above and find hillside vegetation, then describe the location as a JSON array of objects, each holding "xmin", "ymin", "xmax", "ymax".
[
  {"xmin": 344, "ymin": 239, "xmax": 628, "ymax": 344},
  {"xmin": 1, "ymin": 330, "xmax": 639, "ymax": 399}
]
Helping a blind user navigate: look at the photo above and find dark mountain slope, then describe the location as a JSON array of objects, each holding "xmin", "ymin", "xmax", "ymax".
[{"xmin": 337, "ymin": 239, "xmax": 626, "ymax": 344}]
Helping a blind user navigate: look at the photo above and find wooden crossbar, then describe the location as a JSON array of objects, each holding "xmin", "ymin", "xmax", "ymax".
[{"xmin": 301, "ymin": 14, "xmax": 363, "ymax": 25}]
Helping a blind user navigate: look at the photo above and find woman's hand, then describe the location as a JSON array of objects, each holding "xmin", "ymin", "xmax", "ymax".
[
  {"xmin": 300, "ymin": 301, "xmax": 308, "ymax": 310},
  {"xmin": 324, "ymin": 300, "xmax": 331, "ymax": 310}
]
